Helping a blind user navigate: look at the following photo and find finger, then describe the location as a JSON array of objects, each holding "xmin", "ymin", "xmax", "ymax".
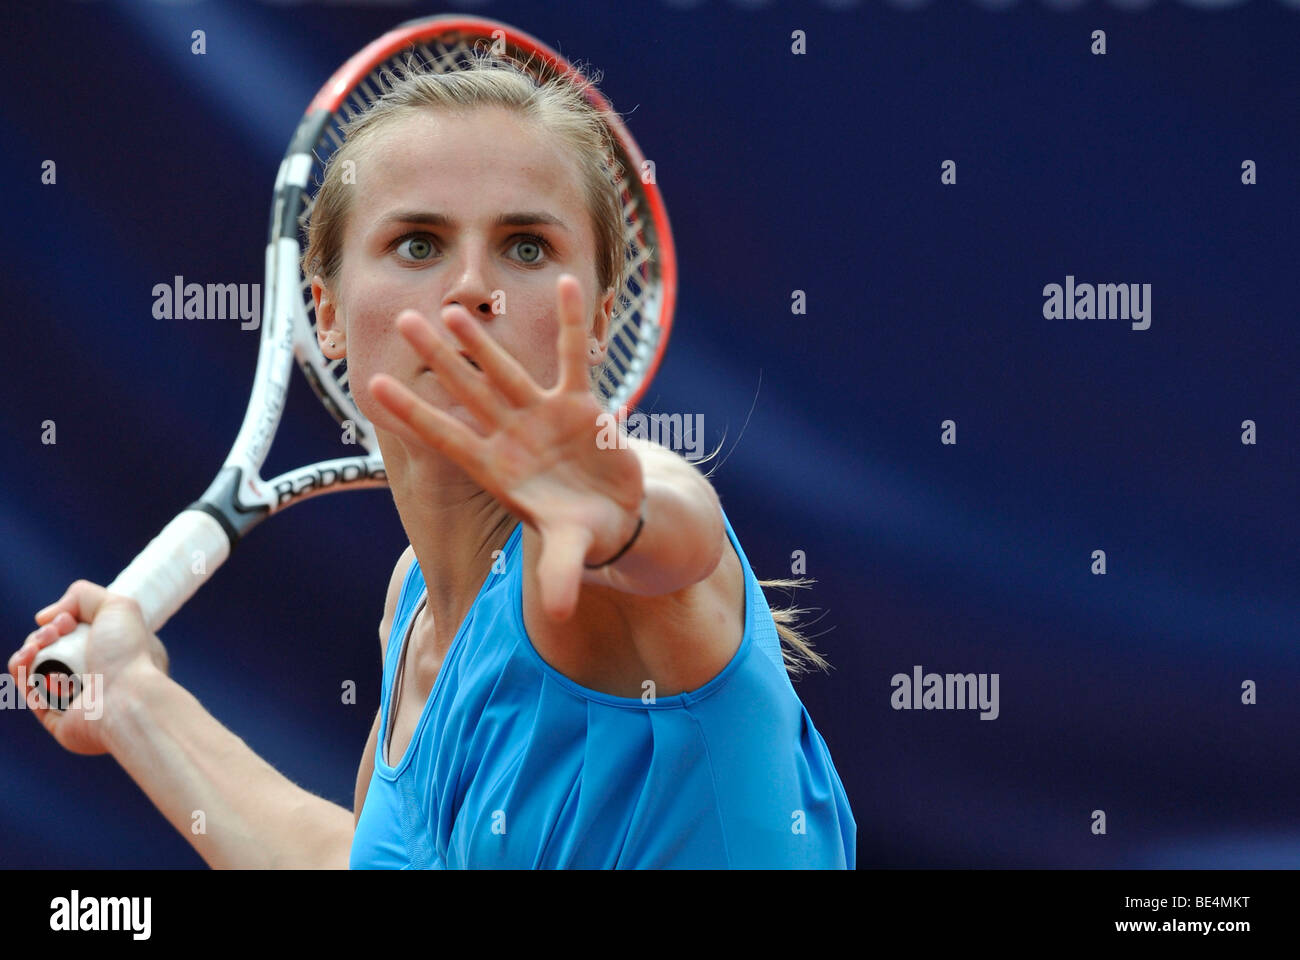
[
  {"xmin": 369, "ymin": 373, "xmax": 488, "ymax": 475},
  {"xmin": 395, "ymin": 309, "xmax": 508, "ymax": 426},
  {"xmin": 9, "ymin": 614, "xmax": 69, "ymax": 676},
  {"xmin": 7, "ymin": 629, "xmax": 44, "ymax": 678},
  {"xmin": 9, "ymin": 632, "xmax": 56, "ymax": 713},
  {"xmin": 35, "ymin": 580, "xmax": 109, "ymax": 626},
  {"xmin": 442, "ymin": 306, "xmax": 540, "ymax": 407},
  {"xmin": 18, "ymin": 621, "xmax": 60, "ymax": 658},
  {"xmin": 538, "ymin": 524, "xmax": 593, "ymax": 622},
  {"xmin": 30, "ymin": 619, "xmax": 68, "ymax": 648},
  {"xmin": 554, "ymin": 274, "xmax": 589, "ymax": 394}
]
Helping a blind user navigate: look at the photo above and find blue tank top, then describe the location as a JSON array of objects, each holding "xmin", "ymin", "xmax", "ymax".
[{"xmin": 350, "ymin": 506, "xmax": 856, "ymax": 869}]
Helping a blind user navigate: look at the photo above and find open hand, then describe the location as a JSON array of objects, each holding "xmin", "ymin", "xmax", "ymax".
[{"xmin": 369, "ymin": 274, "xmax": 644, "ymax": 621}]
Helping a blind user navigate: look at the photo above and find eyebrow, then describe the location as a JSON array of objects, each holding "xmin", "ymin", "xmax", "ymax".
[{"xmin": 375, "ymin": 210, "xmax": 570, "ymax": 231}]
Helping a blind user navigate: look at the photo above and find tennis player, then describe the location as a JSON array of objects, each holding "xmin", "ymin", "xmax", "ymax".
[{"xmin": 11, "ymin": 55, "xmax": 855, "ymax": 869}]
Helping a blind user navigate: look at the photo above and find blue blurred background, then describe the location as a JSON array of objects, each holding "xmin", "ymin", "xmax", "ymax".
[{"xmin": 3, "ymin": 0, "xmax": 1298, "ymax": 869}]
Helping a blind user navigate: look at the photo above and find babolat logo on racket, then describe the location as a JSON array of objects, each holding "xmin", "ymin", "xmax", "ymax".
[{"xmin": 272, "ymin": 460, "xmax": 388, "ymax": 506}]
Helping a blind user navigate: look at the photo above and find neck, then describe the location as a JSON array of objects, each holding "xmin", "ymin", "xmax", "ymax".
[{"xmin": 379, "ymin": 429, "xmax": 517, "ymax": 644}]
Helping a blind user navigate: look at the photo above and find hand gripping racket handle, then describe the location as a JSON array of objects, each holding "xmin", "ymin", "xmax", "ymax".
[{"xmin": 29, "ymin": 510, "xmax": 232, "ymax": 704}]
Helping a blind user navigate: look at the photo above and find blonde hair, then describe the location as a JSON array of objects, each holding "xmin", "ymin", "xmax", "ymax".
[{"xmin": 303, "ymin": 52, "xmax": 830, "ymax": 680}]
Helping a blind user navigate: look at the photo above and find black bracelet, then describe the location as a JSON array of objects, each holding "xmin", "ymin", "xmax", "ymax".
[{"xmin": 584, "ymin": 513, "xmax": 645, "ymax": 569}]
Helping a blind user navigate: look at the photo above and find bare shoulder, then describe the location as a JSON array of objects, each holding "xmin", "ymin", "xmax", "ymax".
[{"xmin": 378, "ymin": 544, "xmax": 418, "ymax": 661}]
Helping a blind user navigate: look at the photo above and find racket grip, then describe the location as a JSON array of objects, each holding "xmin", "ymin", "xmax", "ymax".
[{"xmin": 30, "ymin": 509, "xmax": 232, "ymax": 702}]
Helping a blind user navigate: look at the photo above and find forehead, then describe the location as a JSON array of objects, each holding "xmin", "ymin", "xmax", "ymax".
[{"xmin": 351, "ymin": 105, "xmax": 586, "ymax": 225}]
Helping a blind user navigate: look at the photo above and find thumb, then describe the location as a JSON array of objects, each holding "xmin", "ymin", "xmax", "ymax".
[{"xmin": 537, "ymin": 524, "xmax": 592, "ymax": 622}]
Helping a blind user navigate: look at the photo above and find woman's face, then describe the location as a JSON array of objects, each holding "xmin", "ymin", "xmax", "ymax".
[{"xmin": 313, "ymin": 104, "xmax": 614, "ymax": 439}]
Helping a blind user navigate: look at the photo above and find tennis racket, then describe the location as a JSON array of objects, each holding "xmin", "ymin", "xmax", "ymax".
[{"xmin": 31, "ymin": 13, "xmax": 677, "ymax": 708}]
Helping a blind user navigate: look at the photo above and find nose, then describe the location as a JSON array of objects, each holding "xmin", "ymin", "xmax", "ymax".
[{"xmin": 441, "ymin": 241, "xmax": 497, "ymax": 319}]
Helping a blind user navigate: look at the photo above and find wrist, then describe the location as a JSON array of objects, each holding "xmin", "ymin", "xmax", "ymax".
[
  {"xmin": 100, "ymin": 660, "xmax": 171, "ymax": 753},
  {"xmin": 584, "ymin": 500, "xmax": 645, "ymax": 570}
]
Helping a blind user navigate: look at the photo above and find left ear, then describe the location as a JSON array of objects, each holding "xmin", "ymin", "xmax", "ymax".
[{"xmin": 588, "ymin": 285, "xmax": 615, "ymax": 366}]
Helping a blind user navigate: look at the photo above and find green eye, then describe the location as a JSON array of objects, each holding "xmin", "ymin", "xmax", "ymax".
[
  {"xmin": 397, "ymin": 236, "xmax": 435, "ymax": 260},
  {"xmin": 512, "ymin": 234, "xmax": 553, "ymax": 265}
]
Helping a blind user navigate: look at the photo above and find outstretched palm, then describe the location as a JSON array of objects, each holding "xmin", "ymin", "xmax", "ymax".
[{"xmin": 369, "ymin": 274, "xmax": 644, "ymax": 622}]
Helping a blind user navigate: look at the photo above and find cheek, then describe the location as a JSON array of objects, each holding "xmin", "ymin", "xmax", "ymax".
[
  {"xmin": 523, "ymin": 308, "xmax": 563, "ymax": 388},
  {"xmin": 339, "ymin": 303, "xmax": 407, "ymax": 421}
]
